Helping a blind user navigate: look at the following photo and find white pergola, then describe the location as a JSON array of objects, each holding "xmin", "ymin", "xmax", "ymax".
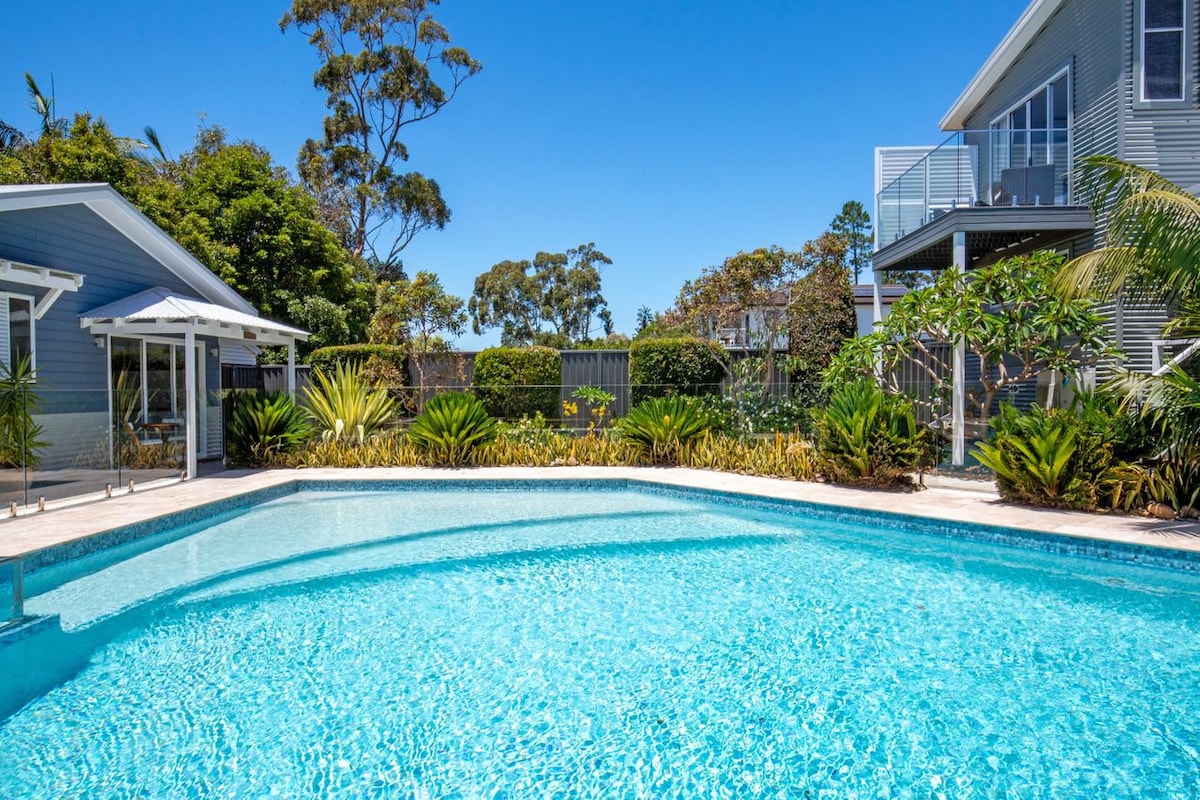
[{"xmin": 80, "ymin": 287, "xmax": 309, "ymax": 477}]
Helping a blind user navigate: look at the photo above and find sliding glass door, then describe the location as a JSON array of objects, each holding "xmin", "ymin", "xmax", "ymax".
[{"xmin": 109, "ymin": 336, "xmax": 206, "ymax": 465}]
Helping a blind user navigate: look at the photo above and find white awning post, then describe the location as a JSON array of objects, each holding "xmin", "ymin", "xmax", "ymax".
[
  {"xmin": 871, "ymin": 270, "xmax": 885, "ymax": 383},
  {"xmin": 286, "ymin": 339, "xmax": 296, "ymax": 399},
  {"xmin": 872, "ymin": 270, "xmax": 884, "ymax": 326},
  {"xmin": 952, "ymin": 231, "xmax": 967, "ymax": 467},
  {"xmin": 184, "ymin": 327, "xmax": 198, "ymax": 479}
]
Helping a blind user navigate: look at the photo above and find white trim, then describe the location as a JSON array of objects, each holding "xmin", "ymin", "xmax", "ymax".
[
  {"xmin": 0, "ymin": 258, "xmax": 84, "ymax": 293},
  {"xmin": 987, "ymin": 65, "xmax": 1072, "ymax": 129},
  {"xmin": 185, "ymin": 329, "xmax": 197, "ymax": 478},
  {"xmin": 84, "ymin": 321, "xmax": 300, "ymax": 346},
  {"xmin": 941, "ymin": 0, "xmax": 1068, "ymax": 130},
  {"xmin": 0, "ymin": 257, "xmax": 84, "ymax": 322}
]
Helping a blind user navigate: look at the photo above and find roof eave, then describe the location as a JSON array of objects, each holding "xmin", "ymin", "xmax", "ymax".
[{"xmin": 939, "ymin": 0, "xmax": 1066, "ymax": 131}]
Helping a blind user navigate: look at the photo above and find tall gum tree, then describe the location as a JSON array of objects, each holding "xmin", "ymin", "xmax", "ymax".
[{"xmin": 282, "ymin": 0, "xmax": 482, "ymax": 270}]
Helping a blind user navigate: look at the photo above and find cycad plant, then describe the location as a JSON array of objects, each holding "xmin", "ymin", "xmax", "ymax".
[
  {"xmin": 616, "ymin": 395, "xmax": 713, "ymax": 463},
  {"xmin": 407, "ymin": 391, "xmax": 498, "ymax": 466},
  {"xmin": 226, "ymin": 391, "xmax": 311, "ymax": 466},
  {"xmin": 814, "ymin": 380, "xmax": 925, "ymax": 487},
  {"xmin": 974, "ymin": 406, "xmax": 1082, "ymax": 506},
  {"xmin": 303, "ymin": 361, "xmax": 398, "ymax": 440}
]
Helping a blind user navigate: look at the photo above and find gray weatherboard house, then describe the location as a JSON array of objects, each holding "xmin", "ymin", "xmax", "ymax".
[
  {"xmin": 873, "ymin": 0, "xmax": 1199, "ymax": 464},
  {"xmin": 0, "ymin": 183, "xmax": 307, "ymax": 476}
]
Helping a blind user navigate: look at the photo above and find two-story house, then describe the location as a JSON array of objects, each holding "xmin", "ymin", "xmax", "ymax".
[{"xmin": 873, "ymin": 0, "xmax": 1200, "ymax": 464}]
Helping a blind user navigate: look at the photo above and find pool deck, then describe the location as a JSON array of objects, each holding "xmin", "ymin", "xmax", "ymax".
[{"xmin": 0, "ymin": 466, "xmax": 1197, "ymax": 561}]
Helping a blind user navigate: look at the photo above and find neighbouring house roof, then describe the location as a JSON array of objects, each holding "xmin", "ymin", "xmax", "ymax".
[
  {"xmin": 0, "ymin": 183, "xmax": 256, "ymax": 314},
  {"xmin": 80, "ymin": 286, "xmax": 307, "ymax": 344},
  {"xmin": 852, "ymin": 284, "xmax": 908, "ymax": 303},
  {"xmin": 940, "ymin": 0, "xmax": 1066, "ymax": 130}
]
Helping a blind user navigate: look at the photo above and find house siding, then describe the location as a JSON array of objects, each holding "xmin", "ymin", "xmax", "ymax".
[
  {"xmin": 961, "ymin": 0, "xmax": 1123, "ymax": 228},
  {"xmin": 952, "ymin": 0, "xmax": 1190, "ymax": 376},
  {"xmin": 1121, "ymin": 0, "xmax": 1200, "ymax": 188},
  {"xmin": 0, "ymin": 204, "xmax": 229, "ymax": 468}
]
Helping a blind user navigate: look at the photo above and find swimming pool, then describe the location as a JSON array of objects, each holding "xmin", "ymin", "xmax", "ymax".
[{"xmin": 3, "ymin": 482, "xmax": 1200, "ymax": 796}]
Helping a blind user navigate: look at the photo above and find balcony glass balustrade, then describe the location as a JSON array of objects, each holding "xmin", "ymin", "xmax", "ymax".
[{"xmin": 875, "ymin": 127, "xmax": 1074, "ymax": 250}]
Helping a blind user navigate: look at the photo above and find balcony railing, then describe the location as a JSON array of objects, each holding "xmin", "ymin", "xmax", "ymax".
[{"xmin": 876, "ymin": 127, "xmax": 1074, "ymax": 249}]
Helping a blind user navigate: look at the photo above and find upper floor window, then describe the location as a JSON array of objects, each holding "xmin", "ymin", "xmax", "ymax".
[
  {"xmin": 1143, "ymin": 0, "xmax": 1186, "ymax": 101},
  {"xmin": 989, "ymin": 70, "xmax": 1071, "ymax": 204}
]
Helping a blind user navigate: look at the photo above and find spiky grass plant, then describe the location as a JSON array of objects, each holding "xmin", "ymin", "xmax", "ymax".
[
  {"xmin": 0, "ymin": 354, "xmax": 47, "ymax": 469},
  {"xmin": 407, "ymin": 392, "xmax": 498, "ymax": 466},
  {"xmin": 287, "ymin": 432, "xmax": 421, "ymax": 468},
  {"xmin": 302, "ymin": 361, "xmax": 398, "ymax": 440},
  {"xmin": 682, "ymin": 432, "xmax": 817, "ymax": 481}
]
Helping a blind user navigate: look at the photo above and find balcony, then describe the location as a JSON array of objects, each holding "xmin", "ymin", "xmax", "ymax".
[{"xmin": 874, "ymin": 128, "xmax": 1094, "ymax": 272}]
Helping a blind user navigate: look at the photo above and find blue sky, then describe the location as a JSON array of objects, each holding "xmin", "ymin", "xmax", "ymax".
[{"xmin": 2, "ymin": 0, "xmax": 1028, "ymax": 348}]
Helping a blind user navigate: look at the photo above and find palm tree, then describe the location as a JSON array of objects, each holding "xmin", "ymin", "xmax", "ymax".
[
  {"xmin": 1060, "ymin": 155, "xmax": 1200, "ymax": 510},
  {"xmin": 0, "ymin": 120, "xmax": 28, "ymax": 153},
  {"xmin": 1058, "ymin": 154, "xmax": 1200, "ymax": 304}
]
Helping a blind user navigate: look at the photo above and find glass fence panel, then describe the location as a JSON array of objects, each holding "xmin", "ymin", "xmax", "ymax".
[
  {"xmin": 0, "ymin": 388, "xmax": 187, "ymax": 513},
  {"xmin": 878, "ymin": 127, "xmax": 1080, "ymax": 248}
]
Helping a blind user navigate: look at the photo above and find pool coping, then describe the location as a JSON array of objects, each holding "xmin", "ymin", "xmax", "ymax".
[{"xmin": 1, "ymin": 466, "xmax": 1198, "ymax": 574}]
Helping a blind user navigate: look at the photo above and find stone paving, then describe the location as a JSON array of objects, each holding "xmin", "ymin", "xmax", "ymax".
[{"xmin": 0, "ymin": 466, "xmax": 1197, "ymax": 562}]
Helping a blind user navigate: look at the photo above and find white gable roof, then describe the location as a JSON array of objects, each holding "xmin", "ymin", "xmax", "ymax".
[
  {"xmin": 0, "ymin": 183, "xmax": 256, "ymax": 314},
  {"xmin": 81, "ymin": 286, "xmax": 307, "ymax": 341},
  {"xmin": 940, "ymin": 0, "xmax": 1068, "ymax": 130}
]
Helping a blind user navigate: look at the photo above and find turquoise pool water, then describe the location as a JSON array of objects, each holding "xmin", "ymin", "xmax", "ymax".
[{"xmin": 3, "ymin": 486, "xmax": 1200, "ymax": 797}]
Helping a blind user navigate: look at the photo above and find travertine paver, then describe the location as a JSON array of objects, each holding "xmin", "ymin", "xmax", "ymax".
[{"xmin": 0, "ymin": 467, "xmax": 1196, "ymax": 561}]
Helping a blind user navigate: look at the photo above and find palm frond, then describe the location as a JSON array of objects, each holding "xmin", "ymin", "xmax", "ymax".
[{"xmin": 1061, "ymin": 155, "xmax": 1200, "ymax": 304}]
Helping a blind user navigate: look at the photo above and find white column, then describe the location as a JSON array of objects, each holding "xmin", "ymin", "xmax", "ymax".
[
  {"xmin": 872, "ymin": 269, "xmax": 884, "ymax": 327},
  {"xmin": 286, "ymin": 339, "xmax": 296, "ymax": 398},
  {"xmin": 952, "ymin": 231, "xmax": 967, "ymax": 467},
  {"xmin": 185, "ymin": 327, "xmax": 198, "ymax": 479}
]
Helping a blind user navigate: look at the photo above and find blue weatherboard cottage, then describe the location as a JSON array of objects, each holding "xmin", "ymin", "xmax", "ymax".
[{"xmin": 0, "ymin": 183, "xmax": 307, "ymax": 476}]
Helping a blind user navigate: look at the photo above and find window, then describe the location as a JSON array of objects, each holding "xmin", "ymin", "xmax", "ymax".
[
  {"xmin": 0, "ymin": 294, "xmax": 34, "ymax": 371},
  {"xmin": 1142, "ymin": 0, "xmax": 1185, "ymax": 101},
  {"xmin": 8, "ymin": 297, "xmax": 32, "ymax": 367},
  {"xmin": 989, "ymin": 70, "xmax": 1071, "ymax": 204}
]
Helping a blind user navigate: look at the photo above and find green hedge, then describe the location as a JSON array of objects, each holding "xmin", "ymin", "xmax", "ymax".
[
  {"xmin": 307, "ymin": 344, "xmax": 408, "ymax": 386},
  {"xmin": 629, "ymin": 337, "xmax": 726, "ymax": 404},
  {"xmin": 473, "ymin": 346, "xmax": 561, "ymax": 419}
]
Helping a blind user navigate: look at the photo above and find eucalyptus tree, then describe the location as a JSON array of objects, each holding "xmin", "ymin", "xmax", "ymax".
[
  {"xmin": 281, "ymin": 0, "xmax": 482, "ymax": 271},
  {"xmin": 469, "ymin": 243, "xmax": 612, "ymax": 346}
]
